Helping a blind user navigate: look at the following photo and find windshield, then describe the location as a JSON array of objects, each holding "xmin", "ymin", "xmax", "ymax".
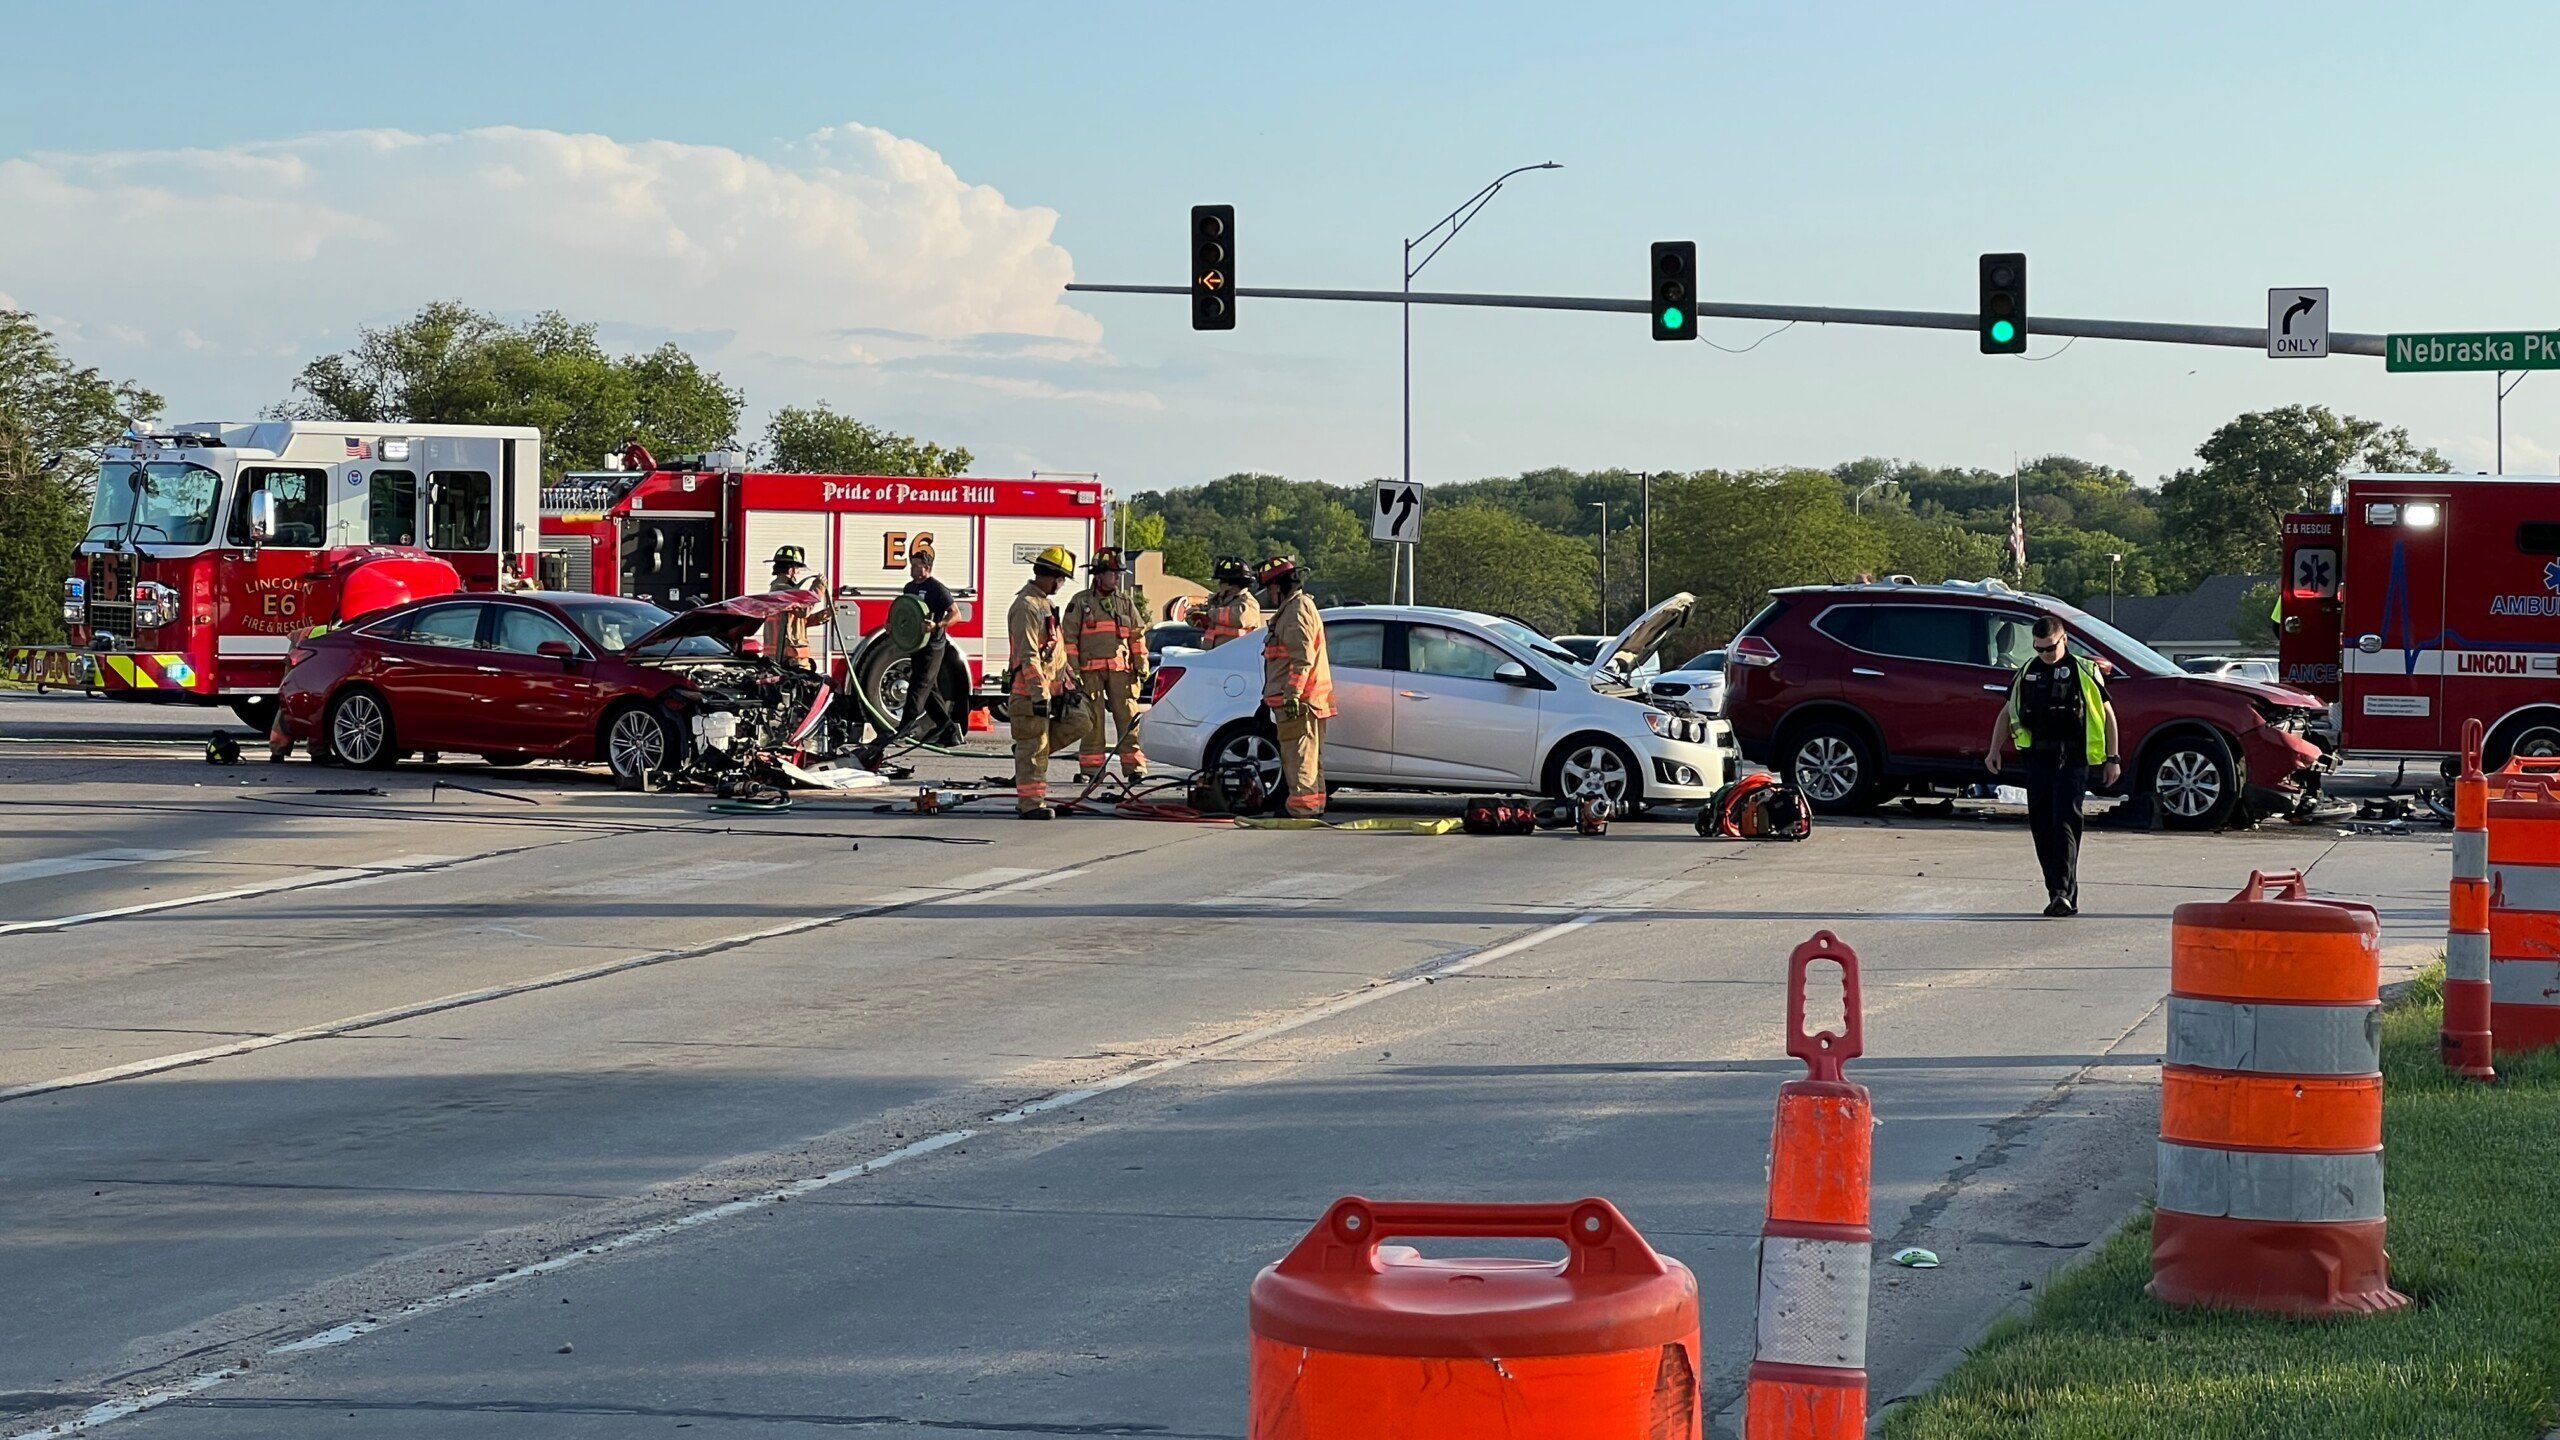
[
  {"xmin": 2054, "ymin": 605, "xmax": 2184, "ymax": 677},
  {"xmin": 561, "ymin": 599, "xmax": 731, "ymax": 658},
  {"xmin": 1676, "ymin": 651, "xmax": 1724, "ymax": 672},
  {"xmin": 87, "ymin": 461, "xmax": 223, "ymax": 546},
  {"xmin": 1483, "ymin": 619, "xmax": 1582, "ymax": 667}
]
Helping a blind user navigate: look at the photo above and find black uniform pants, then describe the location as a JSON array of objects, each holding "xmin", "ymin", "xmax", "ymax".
[
  {"xmin": 2025, "ymin": 760, "xmax": 2088, "ymax": 906},
  {"xmin": 895, "ymin": 631, "xmax": 950, "ymax": 739}
]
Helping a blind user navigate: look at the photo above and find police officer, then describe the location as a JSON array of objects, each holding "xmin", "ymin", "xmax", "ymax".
[
  {"xmin": 1183, "ymin": 555, "xmax": 1263, "ymax": 649},
  {"xmin": 762, "ymin": 545, "xmax": 828, "ymax": 669},
  {"xmin": 1257, "ymin": 555, "xmax": 1334, "ymax": 819},
  {"xmin": 1006, "ymin": 545, "xmax": 1091, "ymax": 819},
  {"xmin": 1061, "ymin": 547, "xmax": 1150, "ymax": 782},
  {"xmin": 1986, "ymin": 614, "xmax": 2121, "ymax": 917}
]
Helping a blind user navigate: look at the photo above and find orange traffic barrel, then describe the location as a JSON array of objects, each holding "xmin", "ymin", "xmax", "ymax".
[
  {"xmin": 2487, "ymin": 773, "xmax": 2560, "ymax": 1054},
  {"xmin": 1248, "ymin": 1197, "xmax": 1700, "ymax": 1440},
  {"xmin": 2150, "ymin": 869, "xmax": 2409, "ymax": 1316},
  {"xmin": 1745, "ymin": 932, "xmax": 1870, "ymax": 1440},
  {"xmin": 2448, "ymin": 719, "xmax": 2498, "ymax": 1079}
]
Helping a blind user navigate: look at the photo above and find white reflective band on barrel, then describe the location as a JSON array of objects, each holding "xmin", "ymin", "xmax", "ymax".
[
  {"xmin": 2156, "ymin": 1141, "xmax": 2386, "ymax": 1222},
  {"xmin": 2490, "ymin": 958, "xmax": 2560, "ymax": 1006},
  {"xmin": 2447, "ymin": 930, "xmax": 2492, "ymax": 983},
  {"xmin": 2453, "ymin": 830, "xmax": 2488, "ymax": 877},
  {"xmin": 2165, "ymin": 996, "xmax": 2382, "ymax": 1076},
  {"xmin": 2488, "ymin": 861, "xmax": 2560, "ymax": 912},
  {"xmin": 1753, "ymin": 1236, "xmax": 1870, "ymax": 1370}
]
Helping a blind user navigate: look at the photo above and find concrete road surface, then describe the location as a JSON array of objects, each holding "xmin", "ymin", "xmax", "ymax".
[{"xmin": 0, "ymin": 694, "xmax": 2448, "ymax": 1438}]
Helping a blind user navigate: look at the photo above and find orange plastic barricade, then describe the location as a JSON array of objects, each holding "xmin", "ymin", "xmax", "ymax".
[
  {"xmin": 2447, "ymin": 720, "xmax": 2498, "ymax": 1079},
  {"xmin": 1248, "ymin": 1197, "xmax": 1700, "ymax": 1440},
  {"xmin": 2150, "ymin": 870, "xmax": 2409, "ymax": 1316},
  {"xmin": 1745, "ymin": 932, "xmax": 1870, "ymax": 1440},
  {"xmin": 2487, "ymin": 773, "xmax": 2560, "ymax": 1055}
]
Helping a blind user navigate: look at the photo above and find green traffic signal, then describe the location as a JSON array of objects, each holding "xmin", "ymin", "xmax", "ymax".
[
  {"xmin": 1662, "ymin": 307, "xmax": 1685, "ymax": 331},
  {"xmin": 1990, "ymin": 319, "xmax": 2016, "ymax": 345}
]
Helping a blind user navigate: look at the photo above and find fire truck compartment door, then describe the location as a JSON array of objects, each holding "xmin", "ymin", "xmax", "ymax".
[
  {"xmin": 982, "ymin": 517, "xmax": 1091, "ymax": 679},
  {"xmin": 2342, "ymin": 491, "xmax": 2449, "ymax": 753},
  {"xmin": 836, "ymin": 513, "xmax": 979, "ymax": 594}
]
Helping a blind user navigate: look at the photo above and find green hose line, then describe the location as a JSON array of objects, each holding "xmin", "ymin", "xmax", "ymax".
[{"xmin": 840, "ymin": 640, "xmax": 980, "ymax": 757}]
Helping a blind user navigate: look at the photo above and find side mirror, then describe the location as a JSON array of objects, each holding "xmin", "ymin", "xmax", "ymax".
[
  {"xmin": 537, "ymin": 639, "xmax": 578, "ymax": 663},
  {"xmin": 246, "ymin": 489, "xmax": 278, "ymax": 544},
  {"xmin": 1493, "ymin": 661, "xmax": 1533, "ymax": 685}
]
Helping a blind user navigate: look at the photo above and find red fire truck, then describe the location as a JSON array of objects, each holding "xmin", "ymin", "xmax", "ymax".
[
  {"xmin": 537, "ymin": 452, "xmax": 1108, "ymax": 733},
  {"xmin": 2281, "ymin": 472, "xmax": 2560, "ymax": 770},
  {"xmin": 12, "ymin": 421, "xmax": 541, "ymax": 729}
]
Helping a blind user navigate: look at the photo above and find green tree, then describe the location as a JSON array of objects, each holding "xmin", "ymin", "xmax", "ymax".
[
  {"xmin": 2232, "ymin": 580, "xmax": 2281, "ymax": 652},
  {"xmin": 277, "ymin": 302, "xmax": 743, "ymax": 480},
  {"xmin": 1654, "ymin": 468, "xmax": 1890, "ymax": 643},
  {"xmin": 1410, "ymin": 502, "xmax": 1597, "ymax": 633},
  {"xmin": 762, "ymin": 401, "xmax": 971, "ymax": 476},
  {"xmin": 2158, "ymin": 405, "xmax": 2448, "ymax": 582},
  {"xmin": 0, "ymin": 309, "xmax": 164, "ymax": 643}
]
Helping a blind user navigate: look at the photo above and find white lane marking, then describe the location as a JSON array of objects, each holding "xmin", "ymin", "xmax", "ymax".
[
  {"xmin": 553, "ymin": 860, "xmax": 792, "ymax": 898},
  {"xmin": 11, "ymin": 897, "xmax": 1641, "ymax": 1438},
  {"xmin": 0, "ymin": 855, "xmax": 462, "ymax": 936},
  {"xmin": 0, "ymin": 868, "xmax": 1088, "ymax": 1106},
  {"xmin": 0, "ymin": 848, "xmax": 203, "ymax": 888},
  {"xmin": 1192, "ymin": 871, "xmax": 1386, "ymax": 910}
]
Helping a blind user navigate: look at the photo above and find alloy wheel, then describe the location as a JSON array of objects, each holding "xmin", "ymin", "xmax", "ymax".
[
  {"xmin": 2155, "ymin": 748, "xmax": 2223, "ymax": 819},
  {"xmin": 610, "ymin": 710, "xmax": 668, "ymax": 779},
  {"xmin": 1559, "ymin": 744, "xmax": 1631, "ymax": 806},
  {"xmin": 1794, "ymin": 735, "xmax": 1859, "ymax": 803},
  {"xmin": 1215, "ymin": 732, "xmax": 1284, "ymax": 791},
  {"xmin": 331, "ymin": 694, "xmax": 386, "ymax": 766}
]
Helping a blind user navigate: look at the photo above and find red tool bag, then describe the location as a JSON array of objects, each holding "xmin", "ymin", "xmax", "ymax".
[{"xmin": 1699, "ymin": 773, "xmax": 1814, "ymax": 840}]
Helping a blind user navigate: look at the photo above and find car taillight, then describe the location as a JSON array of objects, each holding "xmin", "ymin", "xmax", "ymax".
[
  {"xmin": 1730, "ymin": 635, "xmax": 1780, "ymax": 667},
  {"xmin": 287, "ymin": 642, "xmax": 316, "ymax": 669},
  {"xmin": 1151, "ymin": 665, "xmax": 1186, "ymax": 701}
]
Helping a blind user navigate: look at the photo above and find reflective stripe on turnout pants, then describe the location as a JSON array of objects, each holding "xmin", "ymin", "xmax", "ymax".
[
  {"xmin": 1013, "ymin": 704, "xmax": 1093, "ymax": 812},
  {"xmin": 1077, "ymin": 670, "xmax": 1146, "ymax": 775},
  {"xmin": 1277, "ymin": 712, "xmax": 1325, "ymax": 818}
]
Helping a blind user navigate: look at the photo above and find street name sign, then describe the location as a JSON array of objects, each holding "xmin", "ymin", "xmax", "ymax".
[
  {"xmin": 2267, "ymin": 288, "xmax": 2328, "ymax": 358},
  {"xmin": 1373, "ymin": 480, "xmax": 1423, "ymax": 543},
  {"xmin": 2386, "ymin": 329, "xmax": 2560, "ymax": 373}
]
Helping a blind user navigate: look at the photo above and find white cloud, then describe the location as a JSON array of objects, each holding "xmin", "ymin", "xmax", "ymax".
[{"xmin": 0, "ymin": 123, "xmax": 1115, "ymax": 421}]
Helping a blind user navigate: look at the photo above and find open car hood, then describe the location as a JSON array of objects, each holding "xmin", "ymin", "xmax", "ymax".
[
  {"xmin": 626, "ymin": 590, "xmax": 818, "ymax": 652},
  {"xmin": 1587, "ymin": 592, "xmax": 1696, "ymax": 684}
]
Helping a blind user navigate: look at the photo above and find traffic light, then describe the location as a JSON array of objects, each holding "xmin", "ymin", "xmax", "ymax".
[
  {"xmin": 1979, "ymin": 252, "xmax": 2026, "ymax": 354},
  {"xmin": 1651, "ymin": 241, "xmax": 1697, "ymax": 341},
  {"xmin": 1191, "ymin": 205, "xmax": 1234, "ymax": 331}
]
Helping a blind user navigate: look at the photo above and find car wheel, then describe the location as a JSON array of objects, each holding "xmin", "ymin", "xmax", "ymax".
[
  {"xmin": 856, "ymin": 641, "xmax": 965, "ymax": 743},
  {"xmin": 2147, "ymin": 733, "xmax": 2238, "ymax": 831},
  {"xmin": 2487, "ymin": 715, "xmax": 2560, "ymax": 770},
  {"xmin": 1545, "ymin": 735, "xmax": 1642, "ymax": 811},
  {"xmin": 603, "ymin": 703, "xmax": 683, "ymax": 785},
  {"xmin": 325, "ymin": 688, "xmax": 398, "ymax": 771},
  {"xmin": 229, "ymin": 697, "xmax": 278, "ymax": 733},
  {"xmin": 1205, "ymin": 721, "xmax": 1284, "ymax": 809},
  {"xmin": 1785, "ymin": 721, "xmax": 1882, "ymax": 813}
]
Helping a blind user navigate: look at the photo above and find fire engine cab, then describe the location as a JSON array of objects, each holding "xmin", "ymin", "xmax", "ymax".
[
  {"xmin": 537, "ymin": 450, "xmax": 1106, "ymax": 735},
  {"xmin": 2281, "ymin": 472, "xmax": 2560, "ymax": 770},
  {"xmin": 20, "ymin": 421, "xmax": 540, "ymax": 730}
]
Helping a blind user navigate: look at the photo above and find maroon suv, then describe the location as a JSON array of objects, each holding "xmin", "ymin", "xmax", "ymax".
[{"xmin": 1722, "ymin": 580, "xmax": 2326, "ymax": 829}]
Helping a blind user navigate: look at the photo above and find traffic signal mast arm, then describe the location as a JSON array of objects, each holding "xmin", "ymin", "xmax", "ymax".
[{"xmin": 1067, "ymin": 282, "xmax": 2392, "ymax": 356}]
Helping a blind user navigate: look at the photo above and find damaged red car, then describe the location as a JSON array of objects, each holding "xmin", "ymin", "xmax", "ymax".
[{"xmin": 275, "ymin": 591, "xmax": 840, "ymax": 783}]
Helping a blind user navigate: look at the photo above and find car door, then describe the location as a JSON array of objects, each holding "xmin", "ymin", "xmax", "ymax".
[
  {"xmin": 1313, "ymin": 620, "xmax": 1394, "ymax": 779},
  {"xmin": 364, "ymin": 601, "xmax": 488, "ymax": 749},
  {"xmin": 471, "ymin": 603, "xmax": 606, "ymax": 752},
  {"xmin": 2341, "ymin": 490, "xmax": 2450, "ymax": 753},
  {"xmin": 1390, "ymin": 623, "xmax": 1543, "ymax": 785},
  {"xmin": 1818, "ymin": 602, "xmax": 2004, "ymax": 766}
]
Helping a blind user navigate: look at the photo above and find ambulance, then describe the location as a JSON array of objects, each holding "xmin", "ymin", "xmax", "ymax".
[
  {"xmin": 16, "ymin": 421, "xmax": 541, "ymax": 729},
  {"xmin": 2281, "ymin": 472, "xmax": 2560, "ymax": 770}
]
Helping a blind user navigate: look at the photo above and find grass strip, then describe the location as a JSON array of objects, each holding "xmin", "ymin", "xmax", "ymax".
[{"xmin": 1884, "ymin": 967, "xmax": 2560, "ymax": 1440}]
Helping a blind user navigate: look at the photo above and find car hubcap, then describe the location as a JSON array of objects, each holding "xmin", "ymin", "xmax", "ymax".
[
  {"xmin": 2157, "ymin": 750, "xmax": 2222, "ymax": 817},
  {"xmin": 611, "ymin": 713, "xmax": 666, "ymax": 776},
  {"xmin": 1560, "ymin": 746, "xmax": 1629, "ymax": 805},
  {"xmin": 1795, "ymin": 736, "xmax": 1857, "ymax": 802},
  {"xmin": 333, "ymin": 696, "xmax": 383, "ymax": 763},
  {"xmin": 1218, "ymin": 734, "xmax": 1283, "ymax": 790}
]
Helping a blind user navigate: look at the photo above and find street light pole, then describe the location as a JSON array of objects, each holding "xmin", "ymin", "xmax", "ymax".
[
  {"xmin": 1641, "ymin": 471, "xmax": 1652, "ymax": 608},
  {"xmin": 2499, "ymin": 370, "xmax": 2530, "ymax": 474},
  {"xmin": 1592, "ymin": 500, "xmax": 1609, "ymax": 633},
  {"xmin": 2108, "ymin": 552, "xmax": 2123, "ymax": 624},
  {"xmin": 1402, "ymin": 161, "xmax": 1561, "ymax": 606},
  {"xmin": 1852, "ymin": 479, "xmax": 1894, "ymax": 515}
]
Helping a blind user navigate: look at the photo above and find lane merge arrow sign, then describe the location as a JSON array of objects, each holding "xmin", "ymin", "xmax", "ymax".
[
  {"xmin": 2268, "ymin": 288, "xmax": 2329, "ymax": 358},
  {"xmin": 1372, "ymin": 480, "xmax": 1423, "ymax": 543}
]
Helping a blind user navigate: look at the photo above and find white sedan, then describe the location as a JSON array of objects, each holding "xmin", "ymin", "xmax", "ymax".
[
  {"xmin": 1142, "ymin": 594, "xmax": 1732, "ymax": 809},
  {"xmin": 1648, "ymin": 648, "xmax": 1726, "ymax": 716}
]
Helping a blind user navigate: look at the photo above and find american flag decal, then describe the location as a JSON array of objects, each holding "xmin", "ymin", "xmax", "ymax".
[{"xmin": 343, "ymin": 437, "xmax": 371, "ymax": 460}]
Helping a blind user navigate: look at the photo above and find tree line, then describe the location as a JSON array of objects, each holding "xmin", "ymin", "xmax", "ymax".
[{"xmin": 2, "ymin": 300, "xmax": 2450, "ymax": 649}]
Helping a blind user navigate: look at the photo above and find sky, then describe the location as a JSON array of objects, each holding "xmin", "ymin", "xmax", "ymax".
[{"xmin": 3, "ymin": 1, "xmax": 2555, "ymax": 496}]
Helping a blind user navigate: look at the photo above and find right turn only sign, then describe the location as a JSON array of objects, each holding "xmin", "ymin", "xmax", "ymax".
[{"xmin": 2268, "ymin": 288, "xmax": 2329, "ymax": 358}]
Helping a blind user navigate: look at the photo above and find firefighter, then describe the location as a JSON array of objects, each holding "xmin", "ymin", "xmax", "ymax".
[
  {"xmin": 761, "ymin": 545, "xmax": 828, "ymax": 669},
  {"xmin": 1007, "ymin": 545, "xmax": 1092, "ymax": 819},
  {"xmin": 1061, "ymin": 547, "xmax": 1150, "ymax": 782},
  {"xmin": 1182, "ymin": 555, "xmax": 1263, "ymax": 649},
  {"xmin": 1257, "ymin": 555, "xmax": 1334, "ymax": 819}
]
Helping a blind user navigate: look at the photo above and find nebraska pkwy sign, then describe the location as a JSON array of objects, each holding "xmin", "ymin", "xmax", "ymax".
[{"xmin": 2386, "ymin": 329, "xmax": 2560, "ymax": 373}]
